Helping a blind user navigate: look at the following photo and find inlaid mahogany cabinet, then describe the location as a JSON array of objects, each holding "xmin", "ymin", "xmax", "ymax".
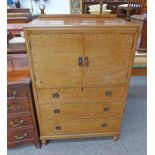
[{"xmin": 24, "ymin": 15, "xmax": 139, "ymax": 144}]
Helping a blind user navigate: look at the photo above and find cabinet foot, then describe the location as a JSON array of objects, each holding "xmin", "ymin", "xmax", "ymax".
[
  {"xmin": 41, "ymin": 140, "xmax": 48, "ymax": 145},
  {"xmin": 112, "ymin": 135, "xmax": 119, "ymax": 141}
]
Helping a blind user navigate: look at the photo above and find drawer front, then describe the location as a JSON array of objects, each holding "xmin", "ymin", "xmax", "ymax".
[
  {"xmin": 7, "ymin": 85, "xmax": 29, "ymax": 100},
  {"xmin": 7, "ymin": 100, "xmax": 31, "ymax": 115},
  {"xmin": 37, "ymin": 87, "xmax": 125, "ymax": 104},
  {"xmin": 41, "ymin": 117, "xmax": 121, "ymax": 136},
  {"xmin": 39, "ymin": 101, "xmax": 123, "ymax": 119},
  {"xmin": 8, "ymin": 128, "xmax": 36, "ymax": 143},
  {"xmin": 8, "ymin": 114, "xmax": 33, "ymax": 129}
]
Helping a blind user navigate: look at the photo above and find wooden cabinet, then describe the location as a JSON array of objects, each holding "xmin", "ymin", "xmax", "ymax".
[
  {"xmin": 7, "ymin": 54, "xmax": 40, "ymax": 148},
  {"xmin": 24, "ymin": 15, "xmax": 139, "ymax": 143},
  {"xmin": 7, "ymin": 79, "xmax": 41, "ymax": 148}
]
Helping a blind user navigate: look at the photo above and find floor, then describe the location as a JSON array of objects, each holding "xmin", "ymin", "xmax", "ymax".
[{"xmin": 8, "ymin": 76, "xmax": 147, "ymax": 155}]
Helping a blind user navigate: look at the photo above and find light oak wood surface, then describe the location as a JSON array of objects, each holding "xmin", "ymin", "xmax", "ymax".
[{"xmin": 24, "ymin": 15, "xmax": 139, "ymax": 143}]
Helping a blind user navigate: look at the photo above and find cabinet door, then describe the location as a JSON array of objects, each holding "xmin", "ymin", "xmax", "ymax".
[
  {"xmin": 83, "ymin": 31, "xmax": 136, "ymax": 87},
  {"xmin": 29, "ymin": 33, "xmax": 83, "ymax": 88}
]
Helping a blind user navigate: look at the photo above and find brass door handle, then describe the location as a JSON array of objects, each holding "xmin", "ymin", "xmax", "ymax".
[
  {"xmin": 14, "ymin": 132, "xmax": 28, "ymax": 140},
  {"xmin": 84, "ymin": 56, "xmax": 89, "ymax": 66},
  {"xmin": 7, "ymin": 90, "xmax": 17, "ymax": 100},
  {"xmin": 10, "ymin": 120, "xmax": 24, "ymax": 127},
  {"xmin": 7, "ymin": 104, "xmax": 21, "ymax": 112},
  {"xmin": 78, "ymin": 56, "xmax": 83, "ymax": 66}
]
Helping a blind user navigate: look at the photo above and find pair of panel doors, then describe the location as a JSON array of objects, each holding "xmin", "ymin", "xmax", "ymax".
[{"xmin": 29, "ymin": 31, "xmax": 134, "ymax": 88}]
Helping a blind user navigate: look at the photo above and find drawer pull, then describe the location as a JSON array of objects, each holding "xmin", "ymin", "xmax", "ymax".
[
  {"xmin": 55, "ymin": 126, "xmax": 61, "ymax": 130},
  {"xmin": 84, "ymin": 56, "xmax": 89, "ymax": 66},
  {"xmin": 14, "ymin": 132, "xmax": 28, "ymax": 141},
  {"xmin": 53, "ymin": 109, "xmax": 60, "ymax": 114},
  {"xmin": 101, "ymin": 123, "xmax": 108, "ymax": 128},
  {"xmin": 7, "ymin": 104, "xmax": 21, "ymax": 112},
  {"xmin": 103, "ymin": 107, "xmax": 109, "ymax": 112},
  {"xmin": 10, "ymin": 120, "xmax": 24, "ymax": 127},
  {"xmin": 52, "ymin": 93, "xmax": 59, "ymax": 98},
  {"xmin": 7, "ymin": 90, "xmax": 17, "ymax": 100},
  {"xmin": 105, "ymin": 91, "xmax": 112, "ymax": 97},
  {"xmin": 78, "ymin": 56, "xmax": 83, "ymax": 66}
]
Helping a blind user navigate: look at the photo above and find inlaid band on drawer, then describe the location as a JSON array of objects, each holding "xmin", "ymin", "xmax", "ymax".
[
  {"xmin": 7, "ymin": 85, "xmax": 29, "ymax": 100},
  {"xmin": 7, "ymin": 100, "xmax": 31, "ymax": 115},
  {"xmin": 37, "ymin": 87, "xmax": 125, "ymax": 104},
  {"xmin": 8, "ymin": 128, "xmax": 35, "ymax": 143},
  {"xmin": 8, "ymin": 114, "xmax": 33, "ymax": 129},
  {"xmin": 39, "ymin": 101, "xmax": 123, "ymax": 119},
  {"xmin": 41, "ymin": 116, "xmax": 121, "ymax": 136}
]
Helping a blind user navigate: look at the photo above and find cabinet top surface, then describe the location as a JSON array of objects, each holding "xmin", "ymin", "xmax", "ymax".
[{"xmin": 24, "ymin": 15, "xmax": 138, "ymax": 29}]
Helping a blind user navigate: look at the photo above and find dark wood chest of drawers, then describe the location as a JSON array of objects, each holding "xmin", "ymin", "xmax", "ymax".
[{"xmin": 7, "ymin": 71, "xmax": 41, "ymax": 148}]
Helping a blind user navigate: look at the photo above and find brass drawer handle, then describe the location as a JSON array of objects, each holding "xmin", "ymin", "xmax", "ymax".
[
  {"xmin": 105, "ymin": 91, "xmax": 112, "ymax": 97},
  {"xmin": 84, "ymin": 56, "xmax": 89, "ymax": 66},
  {"xmin": 103, "ymin": 107, "xmax": 109, "ymax": 112},
  {"xmin": 52, "ymin": 93, "xmax": 59, "ymax": 98},
  {"xmin": 7, "ymin": 104, "xmax": 21, "ymax": 112},
  {"xmin": 78, "ymin": 56, "xmax": 83, "ymax": 66},
  {"xmin": 10, "ymin": 120, "xmax": 24, "ymax": 127},
  {"xmin": 101, "ymin": 123, "xmax": 108, "ymax": 128},
  {"xmin": 53, "ymin": 109, "xmax": 60, "ymax": 114},
  {"xmin": 14, "ymin": 132, "xmax": 28, "ymax": 141},
  {"xmin": 55, "ymin": 125, "xmax": 61, "ymax": 130},
  {"xmin": 7, "ymin": 90, "xmax": 17, "ymax": 100}
]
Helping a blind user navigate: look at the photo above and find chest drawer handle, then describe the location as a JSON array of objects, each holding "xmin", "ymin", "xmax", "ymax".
[
  {"xmin": 10, "ymin": 120, "xmax": 24, "ymax": 127},
  {"xmin": 14, "ymin": 132, "xmax": 28, "ymax": 141},
  {"xmin": 55, "ymin": 125, "xmax": 62, "ymax": 130},
  {"xmin": 7, "ymin": 104, "xmax": 21, "ymax": 112},
  {"xmin": 7, "ymin": 90, "xmax": 17, "ymax": 100},
  {"xmin": 53, "ymin": 109, "xmax": 60, "ymax": 114},
  {"xmin": 101, "ymin": 123, "xmax": 108, "ymax": 128},
  {"xmin": 52, "ymin": 93, "xmax": 59, "ymax": 98},
  {"xmin": 105, "ymin": 91, "xmax": 112, "ymax": 97},
  {"xmin": 103, "ymin": 107, "xmax": 109, "ymax": 112}
]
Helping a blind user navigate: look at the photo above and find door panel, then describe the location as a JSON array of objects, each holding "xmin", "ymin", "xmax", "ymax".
[
  {"xmin": 30, "ymin": 34, "xmax": 83, "ymax": 88},
  {"xmin": 84, "ymin": 32, "xmax": 135, "ymax": 86}
]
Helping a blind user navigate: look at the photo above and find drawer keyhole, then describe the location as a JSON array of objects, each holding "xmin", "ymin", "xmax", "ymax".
[
  {"xmin": 53, "ymin": 109, "xmax": 60, "ymax": 114},
  {"xmin": 52, "ymin": 93, "xmax": 59, "ymax": 98}
]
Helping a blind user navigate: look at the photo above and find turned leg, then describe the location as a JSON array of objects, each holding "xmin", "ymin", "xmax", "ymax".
[
  {"xmin": 41, "ymin": 140, "xmax": 48, "ymax": 145},
  {"xmin": 34, "ymin": 141, "xmax": 41, "ymax": 149},
  {"xmin": 112, "ymin": 135, "xmax": 119, "ymax": 142}
]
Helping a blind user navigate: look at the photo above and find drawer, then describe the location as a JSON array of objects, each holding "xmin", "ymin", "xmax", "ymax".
[
  {"xmin": 37, "ymin": 87, "xmax": 125, "ymax": 104},
  {"xmin": 8, "ymin": 114, "xmax": 33, "ymax": 129},
  {"xmin": 8, "ymin": 127, "xmax": 36, "ymax": 143},
  {"xmin": 7, "ymin": 85, "xmax": 29, "ymax": 100},
  {"xmin": 39, "ymin": 101, "xmax": 123, "ymax": 119},
  {"xmin": 41, "ymin": 117, "xmax": 121, "ymax": 136},
  {"xmin": 7, "ymin": 100, "xmax": 31, "ymax": 115}
]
